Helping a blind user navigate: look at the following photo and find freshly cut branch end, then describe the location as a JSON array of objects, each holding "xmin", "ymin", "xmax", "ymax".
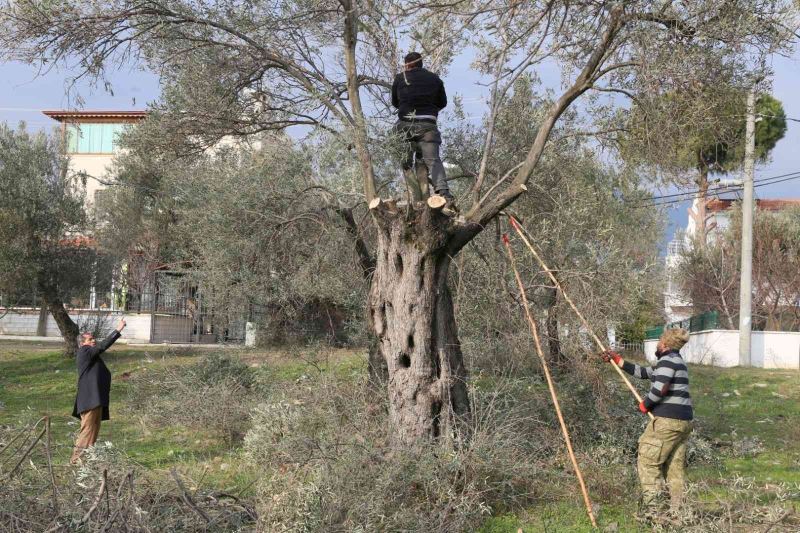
[
  {"xmin": 369, "ymin": 198, "xmax": 382, "ymax": 210},
  {"xmin": 427, "ymin": 195, "xmax": 447, "ymax": 210}
]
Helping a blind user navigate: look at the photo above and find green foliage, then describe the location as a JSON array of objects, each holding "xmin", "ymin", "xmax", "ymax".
[
  {"xmin": 447, "ymin": 77, "xmax": 664, "ymax": 370},
  {"xmin": 105, "ymin": 121, "xmax": 371, "ymax": 346},
  {"xmin": 192, "ymin": 351, "xmax": 255, "ymax": 390},
  {"xmin": 0, "ymin": 123, "xmax": 89, "ymax": 302},
  {"xmin": 124, "ymin": 351, "xmax": 258, "ymax": 443},
  {"xmin": 245, "ymin": 374, "xmax": 549, "ymax": 532},
  {"xmin": 621, "ymin": 88, "xmax": 787, "ymax": 183}
]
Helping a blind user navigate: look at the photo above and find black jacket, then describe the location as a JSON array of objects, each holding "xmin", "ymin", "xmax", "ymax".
[
  {"xmin": 72, "ymin": 330, "xmax": 121, "ymax": 420},
  {"xmin": 391, "ymin": 68, "xmax": 447, "ymax": 120}
]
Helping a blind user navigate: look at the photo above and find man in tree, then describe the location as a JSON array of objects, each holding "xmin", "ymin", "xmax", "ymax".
[
  {"xmin": 391, "ymin": 52, "xmax": 452, "ymax": 203},
  {"xmin": 602, "ymin": 328, "xmax": 693, "ymax": 519},
  {"xmin": 70, "ymin": 318, "xmax": 127, "ymax": 465}
]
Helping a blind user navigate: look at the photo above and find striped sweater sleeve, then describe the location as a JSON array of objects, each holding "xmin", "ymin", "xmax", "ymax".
[
  {"xmin": 620, "ymin": 360, "xmax": 653, "ymax": 380},
  {"xmin": 642, "ymin": 359, "xmax": 677, "ymax": 409}
]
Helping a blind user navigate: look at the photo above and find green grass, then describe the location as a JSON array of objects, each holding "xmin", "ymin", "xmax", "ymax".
[
  {"xmin": 1, "ymin": 343, "xmax": 797, "ymax": 530},
  {"xmin": 478, "ymin": 361, "xmax": 800, "ymax": 532},
  {"xmin": 0, "ymin": 341, "xmax": 364, "ymax": 493}
]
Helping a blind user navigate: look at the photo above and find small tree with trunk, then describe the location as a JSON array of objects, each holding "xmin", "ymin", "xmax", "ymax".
[
  {"xmin": 3, "ymin": 0, "xmax": 794, "ymax": 443},
  {"xmin": 0, "ymin": 123, "xmax": 89, "ymax": 351},
  {"xmin": 621, "ymin": 87, "xmax": 787, "ymax": 245}
]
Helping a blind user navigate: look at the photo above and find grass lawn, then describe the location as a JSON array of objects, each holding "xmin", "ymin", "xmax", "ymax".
[
  {"xmin": 1, "ymin": 342, "xmax": 798, "ymax": 531},
  {"xmin": 481, "ymin": 363, "xmax": 800, "ymax": 532}
]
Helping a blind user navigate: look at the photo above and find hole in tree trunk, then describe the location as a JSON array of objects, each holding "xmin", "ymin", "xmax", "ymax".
[
  {"xmin": 394, "ymin": 253, "xmax": 403, "ymax": 276},
  {"xmin": 399, "ymin": 353, "xmax": 411, "ymax": 368},
  {"xmin": 431, "ymin": 400, "xmax": 442, "ymax": 438},
  {"xmin": 407, "ymin": 333, "xmax": 414, "ymax": 350}
]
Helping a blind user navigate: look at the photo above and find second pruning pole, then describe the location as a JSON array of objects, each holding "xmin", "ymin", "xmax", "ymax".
[
  {"xmin": 508, "ymin": 216, "xmax": 653, "ymax": 420},
  {"xmin": 502, "ymin": 234, "xmax": 597, "ymax": 529}
]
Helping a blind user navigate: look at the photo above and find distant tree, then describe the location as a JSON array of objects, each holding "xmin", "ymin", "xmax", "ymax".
[
  {"xmin": 678, "ymin": 207, "xmax": 800, "ymax": 331},
  {"xmin": 622, "ymin": 89, "xmax": 787, "ymax": 244},
  {"xmin": 0, "ymin": 124, "xmax": 90, "ymax": 351}
]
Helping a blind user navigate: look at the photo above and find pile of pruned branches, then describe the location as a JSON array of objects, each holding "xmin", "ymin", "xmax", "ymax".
[{"xmin": 0, "ymin": 419, "xmax": 256, "ymax": 532}]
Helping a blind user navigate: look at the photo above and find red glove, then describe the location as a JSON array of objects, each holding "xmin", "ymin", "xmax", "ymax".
[
  {"xmin": 638, "ymin": 401, "xmax": 650, "ymax": 414},
  {"xmin": 600, "ymin": 350, "xmax": 622, "ymax": 365}
]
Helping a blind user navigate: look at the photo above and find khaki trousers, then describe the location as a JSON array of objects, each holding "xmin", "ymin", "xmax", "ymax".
[
  {"xmin": 637, "ymin": 416, "xmax": 693, "ymax": 511},
  {"xmin": 70, "ymin": 406, "xmax": 102, "ymax": 464}
]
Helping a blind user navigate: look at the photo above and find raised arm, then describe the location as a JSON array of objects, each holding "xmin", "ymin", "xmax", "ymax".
[{"xmin": 93, "ymin": 318, "xmax": 126, "ymax": 356}]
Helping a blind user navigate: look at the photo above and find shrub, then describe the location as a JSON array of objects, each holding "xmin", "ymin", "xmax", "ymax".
[
  {"xmin": 0, "ymin": 433, "xmax": 256, "ymax": 532},
  {"xmin": 244, "ymin": 374, "xmax": 549, "ymax": 532},
  {"xmin": 124, "ymin": 352, "xmax": 256, "ymax": 443},
  {"xmin": 192, "ymin": 351, "xmax": 255, "ymax": 390}
]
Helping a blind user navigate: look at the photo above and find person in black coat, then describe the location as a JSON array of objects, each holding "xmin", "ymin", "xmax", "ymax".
[
  {"xmin": 391, "ymin": 52, "xmax": 452, "ymax": 203},
  {"xmin": 70, "ymin": 318, "xmax": 126, "ymax": 464}
]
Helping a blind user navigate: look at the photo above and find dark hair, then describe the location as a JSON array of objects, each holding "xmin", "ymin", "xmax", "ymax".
[{"xmin": 404, "ymin": 52, "xmax": 423, "ymax": 69}]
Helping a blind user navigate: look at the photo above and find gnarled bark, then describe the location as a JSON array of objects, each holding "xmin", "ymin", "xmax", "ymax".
[
  {"xmin": 41, "ymin": 290, "xmax": 79, "ymax": 354},
  {"xmin": 368, "ymin": 200, "xmax": 470, "ymax": 445}
]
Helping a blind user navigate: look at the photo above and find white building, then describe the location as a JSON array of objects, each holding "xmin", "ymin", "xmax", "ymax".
[{"xmin": 43, "ymin": 110, "xmax": 147, "ymax": 212}]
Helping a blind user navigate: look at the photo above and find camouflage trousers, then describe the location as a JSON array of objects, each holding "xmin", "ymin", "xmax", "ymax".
[{"xmin": 637, "ymin": 416, "xmax": 693, "ymax": 512}]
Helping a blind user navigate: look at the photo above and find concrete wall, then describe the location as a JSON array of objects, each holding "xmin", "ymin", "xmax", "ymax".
[
  {"xmin": 0, "ymin": 309, "xmax": 152, "ymax": 343},
  {"xmin": 644, "ymin": 329, "xmax": 800, "ymax": 369}
]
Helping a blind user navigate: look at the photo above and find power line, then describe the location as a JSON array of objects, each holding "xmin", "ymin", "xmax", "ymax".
[
  {"xmin": 635, "ymin": 174, "xmax": 800, "ymax": 209},
  {"xmin": 629, "ymin": 171, "xmax": 800, "ymax": 209},
  {"xmin": 627, "ymin": 169, "xmax": 800, "ymax": 205}
]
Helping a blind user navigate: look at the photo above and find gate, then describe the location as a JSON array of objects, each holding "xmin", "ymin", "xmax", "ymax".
[{"xmin": 126, "ymin": 272, "xmax": 244, "ymax": 344}]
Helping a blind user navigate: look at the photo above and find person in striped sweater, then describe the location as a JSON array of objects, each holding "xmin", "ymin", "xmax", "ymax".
[{"xmin": 602, "ymin": 328, "xmax": 693, "ymax": 516}]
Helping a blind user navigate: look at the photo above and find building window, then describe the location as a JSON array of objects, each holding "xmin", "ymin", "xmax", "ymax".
[{"xmin": 66, "ymin": 123, "xmax": 126, "ymax": 154}]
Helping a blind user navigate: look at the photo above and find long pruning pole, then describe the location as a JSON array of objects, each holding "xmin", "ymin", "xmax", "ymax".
[
  {"xmin": 502, "ymin": 234, "xmax": 598, "ymax": 529},
  {"xmin": 508, "ymin": 216, "xmax": 654, "ymax": 420}
]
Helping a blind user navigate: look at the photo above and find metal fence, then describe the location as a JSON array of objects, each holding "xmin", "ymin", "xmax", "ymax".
[
  {"xmin": 645, "ymin": 310, "xmax": 720, "ymax": 339},
  {"xmin": 612, "ymin": 341, "xmax": 644, "ymax": 356}
]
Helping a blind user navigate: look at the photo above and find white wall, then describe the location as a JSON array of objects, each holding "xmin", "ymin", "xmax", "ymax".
[
  {"xmin": 0, "ymin": 309, "xmax": 152, "ymax": 343},
  {"xmin": 644, "ymin": 329, "xmax": 800, "ymax": 369}
]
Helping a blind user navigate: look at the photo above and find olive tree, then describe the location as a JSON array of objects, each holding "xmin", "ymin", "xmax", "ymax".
[
  {"xmin": 0, "ymin": 124, "xmax": 88, "ymax": 350},
  {"xmin": 3, "ymin": 0, "xmax": 795, "ymax": 443}
]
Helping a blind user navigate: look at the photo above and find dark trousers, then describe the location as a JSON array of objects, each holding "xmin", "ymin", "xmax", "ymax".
[{"xmin": 393, "ymin": 120, "xmax": 449, "ymax": 200}]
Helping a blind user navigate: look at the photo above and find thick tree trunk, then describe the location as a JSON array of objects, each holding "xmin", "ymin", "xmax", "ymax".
[
  {"xmin": 368, "ymin": 200, "xmax": 470, "ymax": 445},
  {"xmin": 36, "ymin": 305, "xmax": 49, "ymax": 336},
  {"xmin": 39, "ymin": 284, "xmax": 79, "ymax": 354},
  {"xmin": 367, "ymin": 338, "xmax": 388, "ymax": 386}
]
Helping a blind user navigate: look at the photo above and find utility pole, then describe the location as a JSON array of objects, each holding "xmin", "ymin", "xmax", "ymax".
[{"xmin": 738, "ymin": 85, "xmax": 757, "ymax": 367}]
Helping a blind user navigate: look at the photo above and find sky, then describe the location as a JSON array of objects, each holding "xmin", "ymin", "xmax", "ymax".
[{"xmin": 2, "ymin": 49, "xmax": 799, "ymax": 246}]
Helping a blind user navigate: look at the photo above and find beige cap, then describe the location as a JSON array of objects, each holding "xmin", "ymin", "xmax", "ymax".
[{"xmin": 660, "ymin": 328, "xmax": 690, "ymax": 350}]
